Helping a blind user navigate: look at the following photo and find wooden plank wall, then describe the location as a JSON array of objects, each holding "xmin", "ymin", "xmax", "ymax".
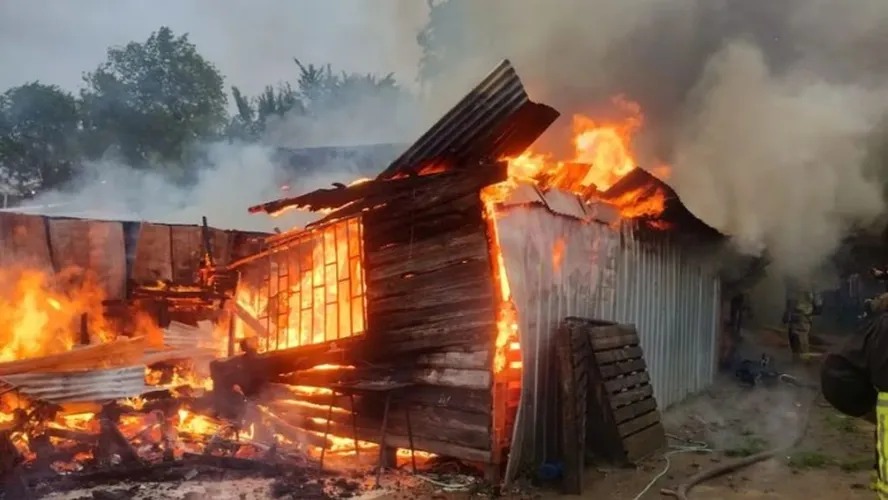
[
  {"xmin": 359, "ymin": 172, "xmax": 500, "ymax": 464},
  {"xmin": 0, "ymin": 212, "xmax": 53, "ymax": 271},
  {"xmin": 0, "ymin": 212, "xmax": 260, "ymax": 298},
  {"xmin": 46, "ymin": 219, "xmax": 128, "ymax": 300}
]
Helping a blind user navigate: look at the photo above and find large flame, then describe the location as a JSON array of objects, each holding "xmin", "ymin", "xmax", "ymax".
[
  {"xmin": 0, "ymin": 267, "xmax": 118, "ymax": 363},
  {"xmin": 482, "ymin": 97, "xmax": 669, "ymax": 377},
  {"xmin": 499, "ymin": 96, "xmax": 669, "ymax": 219}
]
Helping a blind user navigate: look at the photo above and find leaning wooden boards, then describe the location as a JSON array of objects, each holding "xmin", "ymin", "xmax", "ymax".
[{"xmin": 575, "ymin": 319, "xmax": 667, "ymax": 464}]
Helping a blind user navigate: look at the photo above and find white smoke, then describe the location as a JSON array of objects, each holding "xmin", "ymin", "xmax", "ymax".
[
  {"xmin": 6, "ymin": 0, "xmax": 888, "ymax": 276},
  {"xmin": 406, "ymin": 0, "xmax": 888, "ymax": 278},
  {"xmin": 25, "ymin": 143, "xmax": 345, "ymax": 232},
  {"xmin": 672, "ymin": 41, "xmax": 888, "ymax": 277}
]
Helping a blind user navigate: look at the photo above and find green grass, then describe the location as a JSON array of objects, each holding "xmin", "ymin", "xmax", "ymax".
[
  {"xmin": 725, "ymin": 436, "xmax": 769, "ymax": 458},
  {"xmin": 787, "ymin": 451, "xmax": 833, "ymax": 469},
  {"xmin": 824, "ymin": 413, "xmax": 859, "ymax": 433},
  {"xmin": 838, "ymin": 456, "xmax": 875, "ymax": 472}
]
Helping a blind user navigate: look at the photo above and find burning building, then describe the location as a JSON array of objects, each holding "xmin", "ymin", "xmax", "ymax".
[
  {"xmin": 0, "ymin": 59, "xmax": 727, "ymax": 496},
  {"xmin": 228, "ymin": 60, "xmax": 726, "ymax": 484},
  {"xmin": 0, "ymin": 212, "xmax": 271, "ymax": 497}
]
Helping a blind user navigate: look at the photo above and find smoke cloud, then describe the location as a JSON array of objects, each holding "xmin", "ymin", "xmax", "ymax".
[
  {"xmin": 23, "ymin": 144, "xmax": 340, "ymax": 232},
  {"xmin": 5, "ymin": 0, "xmax": 888, "ymax": 276},
  {"xmin": 415, "ymin": 0, "xmax": 888, "ymax": 277}
]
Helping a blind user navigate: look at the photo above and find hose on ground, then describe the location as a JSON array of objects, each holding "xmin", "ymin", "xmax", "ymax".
[{"xmin": 665, "ymin": 390, "xmax": 817, "ymax": 500}]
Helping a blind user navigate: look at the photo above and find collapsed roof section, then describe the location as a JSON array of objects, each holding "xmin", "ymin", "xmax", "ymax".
[
  {"xmin": 248, "ymin": 59, "xmax": 724, "ymax": 242},
  {"xmin": 601, "ymin": 167, "xmax": 723, "ymax": 240},
  {"xmin": 249, "ymin": 59, "xmax": 558, "ymax": 217},
  {"xmin": 375, "ymin": 60, "xmax": 559, "ymax": 180}
]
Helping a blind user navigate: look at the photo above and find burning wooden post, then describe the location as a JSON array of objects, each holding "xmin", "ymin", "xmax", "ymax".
[{"xmin": 1, "ymin": 429, "xmax": 32, "ymax": 499}]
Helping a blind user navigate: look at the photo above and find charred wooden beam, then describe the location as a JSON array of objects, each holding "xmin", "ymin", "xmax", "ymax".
[
  {"xmin": 263, "ymin": 386, "xmax": 490, "ymax": 452},
  {"xmin": 1, "ymin": 429, "xmax": 32, "ymax": 499},
  {"xmin": 246, "ymin": 162, "xmax": 506, "ymax": 224},
  {"xmin": 211, "ymin": 338, "xmax": 360, "ymax": 400},
  {"xmin": 255, "ymin": 405, "xmax": 331, "ymax": 449},
  {"xmin": 0, "ymin": 337, "xmax": 145, "ymax": 376}
]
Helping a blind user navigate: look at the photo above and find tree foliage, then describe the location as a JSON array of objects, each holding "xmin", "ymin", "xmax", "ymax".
[
  {"xmin": 227, "ymin": 59, "xmax": 405, "ymax": 142},
  {"xmin": 416, "ymin": 0, "xmax": 469, "ymax": 84},
  {"xmin": 79, "ymin": 26, "xmax": 227, "ymax": 167},
  {"xmin": 0, "ymin": 25, "xmax": 411, "ymax": 198},
  {"xmin": 0, "ymin": 82, "xmax": 80, "ymax": 196}
]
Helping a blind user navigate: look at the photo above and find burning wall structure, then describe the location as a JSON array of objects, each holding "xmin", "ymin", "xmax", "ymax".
[
  {"xmin": 0, "ymin": 213, "xmax": 268, "ymax": 484},
  {"xmin": 240, "ymin": 60, "xmax": 726, "ymax": 483}
]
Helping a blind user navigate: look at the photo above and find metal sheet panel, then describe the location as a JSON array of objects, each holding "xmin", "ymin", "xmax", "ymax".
[
  {"xmin": 539, "ymin": 189, "xmax": 586, "ymax": 219},
  {"xmin": 0, "ymin": 365, "xmax": 147, "ymax": 403},
  {"xmin": 495, "ymin": 205, "xmax": 720, "ymax": 483},
  {"xmin": 611, "ymin": 225, "xmax": 721, "ymax": 409},
  {"xmin": 163, "ymin": 321, "xmax": 219, "ymax": 351},
  {"xmin": 495, "ymin": 205, "xmax": 619, "ymax": 482},
  {"xmin": 377, "ymin": 60, "xmax": 559, "ymax": 179}
]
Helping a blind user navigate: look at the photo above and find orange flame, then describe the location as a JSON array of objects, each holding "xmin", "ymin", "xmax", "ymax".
[
  {"xmin": 498, "ymin": 96, "xmax": 669, "ymax": 219},
  {"xmin": 552, "ymin": 238, "xmax": 566, "ymax": 273},
  {"xmin": 0, "ymin": 267, "xmax": 122, "ymax": 363}
]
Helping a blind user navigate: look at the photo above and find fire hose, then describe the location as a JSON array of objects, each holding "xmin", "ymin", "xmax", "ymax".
[{"xmin": 653, "ymin": 388, "xmax": 817, "ymax": 500}]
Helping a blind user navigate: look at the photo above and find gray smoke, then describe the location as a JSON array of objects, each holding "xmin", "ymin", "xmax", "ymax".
[
  {"xmin": 1, "ymin": 1, "xmax": 428, "ymax": 233},
  {"xmin": 415, "ymin": 0, "xmax": 888, "ymax": 277},
  {"xmin": 5, "ymin": 0, "xmax": 888, "ymax": 275}
]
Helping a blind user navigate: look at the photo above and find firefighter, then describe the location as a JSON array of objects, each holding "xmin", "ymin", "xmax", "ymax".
[
  {"xmin": 821, "ymin": 290, "xmax": 888, "ymax": 497},
  {"xmin": 783, "ymin": 281, "xmax": 823, "ymax": 361}
]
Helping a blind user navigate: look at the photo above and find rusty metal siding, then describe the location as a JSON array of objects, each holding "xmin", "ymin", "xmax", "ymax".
[
  {"xmin": 494, "ymin": 199, "xmax": 721, "ymax": 483},
  {"xmin": 611, "ymin": 225, "xmax": 720, "ymax": 409}
]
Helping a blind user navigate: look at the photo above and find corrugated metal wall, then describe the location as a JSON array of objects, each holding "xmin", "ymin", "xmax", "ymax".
[
  {"xmin": 611, "ymin": 226, "xmax": 721, "ymax": 409},
  {"xmin": 494, "ymin": 199, "xmax": 721, "ymax": 483}
]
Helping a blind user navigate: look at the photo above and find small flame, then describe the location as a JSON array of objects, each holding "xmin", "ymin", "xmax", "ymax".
[{"xmin": 552, "ymin": 238, "xmax": 566, "ymax": 272}]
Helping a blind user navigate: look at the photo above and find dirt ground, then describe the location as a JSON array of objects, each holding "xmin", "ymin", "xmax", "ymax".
[
  {"xmin": 540, "ymin": 325, "xmax": 876, "ymax": 500},
  {"xmin": 400, "ymin": 325, "xmax": 877, "ymax": 500},
  {"xmin": 36, "ymin": 326, "xmax": 877, "ymax": 499}
]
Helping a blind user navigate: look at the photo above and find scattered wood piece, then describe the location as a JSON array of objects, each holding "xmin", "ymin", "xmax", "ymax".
[
  {"xmin": 0, "ymin": 337, "xmax": 145, "ymax": 376},
  {"xmin": 256, "ymin": 405, "xmax": 332, "ymax": 449}
]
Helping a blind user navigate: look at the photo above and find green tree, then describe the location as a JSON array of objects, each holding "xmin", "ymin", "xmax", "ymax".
[
  {"xmin": 226, "ymin": 83, "xmax": 304, "ymax": 142},
  {"xmin": 416, "ymin": 0, "xmax": 471, "ymax": 85},
  {"xmin": 0, "ymin": 82, "xmax": 81, "ymax": 197},
  {"xmin": 226, "ymin": 59, "xmax": 407, "ymax": 142},
  {"xmin": 80, "ymin": 26, "xmax": 227, "ymax": 168}
]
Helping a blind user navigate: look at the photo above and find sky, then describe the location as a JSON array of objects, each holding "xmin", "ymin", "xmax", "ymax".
[
  {"xmin": 4, "ymin": 0, "xmax": 888, "ymax": 277},
  {"xmin": 0, "ymin": 0, "xmax": 429, "ymax": 98}
]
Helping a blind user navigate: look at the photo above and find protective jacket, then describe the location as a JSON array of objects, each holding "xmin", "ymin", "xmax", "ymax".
[{"xmin": 821, "ymin": 295, "xmax": 888, "ymax": 496}]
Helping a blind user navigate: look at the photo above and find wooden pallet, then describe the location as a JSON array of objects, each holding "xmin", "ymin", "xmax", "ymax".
[
  {"xmin": 571, "ymin": 318, "xmax": 666, "ymax": 464},
  {"xmin": 554, "ymin": 319, "xmax": 598, "ymax": 494}
]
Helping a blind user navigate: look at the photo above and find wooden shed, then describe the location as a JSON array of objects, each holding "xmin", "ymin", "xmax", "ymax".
[{"xmin": 229, "ymin": 60, "xmax": 559, "ymax": 479}]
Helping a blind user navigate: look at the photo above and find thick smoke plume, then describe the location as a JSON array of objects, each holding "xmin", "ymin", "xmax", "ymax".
[
  {"xmin": 417, "ymin": 0, "xmax": 888, "ymax": 277},
  {"xmin": 23, "ymin": 139, "xmax": 401, "ymax": 233},
  {"xmin": 8, "ymin": 0, "xmax": 888, "ymax": 275}
]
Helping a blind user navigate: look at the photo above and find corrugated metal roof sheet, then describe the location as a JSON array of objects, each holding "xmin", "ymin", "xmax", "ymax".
[
  {"xmin": 376, "ymin": 59, "xmax": 559, "ymax": 179},
  {"xmin": 601, "ymin": 168, "xmax": 724, "ymax": 239},
  {"xmin": 0, "ymin": 365, "xmax": 147, "ymax": 403},
  {"xmin": 163, "ymin": 321, "xmax": 221, "ymax": 352}
]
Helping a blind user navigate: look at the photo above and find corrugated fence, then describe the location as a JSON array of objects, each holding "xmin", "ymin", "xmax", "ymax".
[
  {"xmin": 611, "ymin": 226, "xmax": 721, "ymax": 410},
  {"xmin": 494, "ymin": 189, "xmax": 721, "ymax": 482}
]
